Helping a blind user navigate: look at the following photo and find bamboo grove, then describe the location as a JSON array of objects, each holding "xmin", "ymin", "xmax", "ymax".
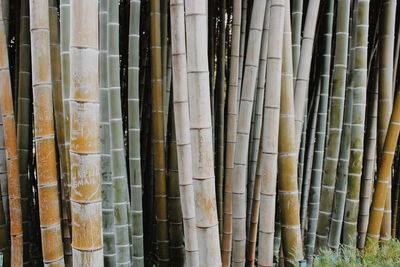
[{"xmin": 0, "ymin": 0, "xmax": 399, "ymax": 266}]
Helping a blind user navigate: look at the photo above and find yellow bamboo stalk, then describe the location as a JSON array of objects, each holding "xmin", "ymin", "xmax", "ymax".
[
  {"xmin": 0, "ymin": 1, "xmax": 23, "ymax": 266},
  {"xmin": 366, "ymin": 84, "xmax": 400, "ymax": 245},
  {"xmin": 29, "ymin": 0, "xmax": 65, "ymax": 265},
  {"xmin": 69, "ymin": 0, "xmax": 103, "ymax": 265}
]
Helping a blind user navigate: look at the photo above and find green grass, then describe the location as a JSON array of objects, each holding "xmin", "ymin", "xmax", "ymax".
[{"xmin": 313, "ymin": 239, "xmax": 400, "ymax": 267}]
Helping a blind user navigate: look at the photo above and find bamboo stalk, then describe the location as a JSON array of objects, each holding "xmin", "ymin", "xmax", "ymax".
[
  {"xmin": 232, "ymin": 0, "xmax": 267, "ymax": 264},
  {"xmin": 278, "ymin": 3, "xmax": 304, "ymax": 265},
  {"xmin": 29, "ymin": 0, "xmax": 65, "ymax": 264},
  {"xmin": 99, "ymin": 0, "xmax": 115, "ymax": 265},
  {"xmin": 69, "ymin": 0, "xmax": 103, "ymax": 265},
  {"xmin": 107, "ymin": 0, "xmax": 132, "ymax": 265},
  {"xmin": 293, "ymin": 0, "xmax": 321, "ymax": 151},
  {"xmin": 0, "ymin": 1, "xmax": 23, "ymax": 265},
  {"xmin": 257, "ymin": 1, "xmax": 285, "ymax": 266},
  {"xmin": 128, "ymin": 0, "xmax": 144, "ymax": 265},
  {"xmin": 221, "ymin": 0, "xmax": 241, "ymax": 264},
  {"xmin": 0, "ymin": 110, "xmax": 9, "ymax": 266},
  {"xmin": 185, "ymin": 0, "xmax": 222, "ymax": 265},
  {"xmin": 377, "ymin": 0, "xmax": 397, "ymax": 242},
  {"xmin": 315, "ymin": 0, "xmax": 351, "ymax": 250},
  {"xmin": 291, "ymin": 0, "xmax": 303, "ymax": 79},
  {"xmin": 169, "ymin": 1, "xmax": 200, "ymax": 265},
  {"xmin": 16, "ymin": 0, "xmax": 32, "ymax": 264},
  {"xmin": 237, "ymin": 0, "xmax": 248, "ymax": 105}
]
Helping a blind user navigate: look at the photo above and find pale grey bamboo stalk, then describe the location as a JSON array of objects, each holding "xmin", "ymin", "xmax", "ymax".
[
  {"xmin": 237, "ymin": 0, "xmax": 248, "ymax": 107},
  {"xmin": 257, "ymin": 1, "xmax": 285, "ymax": 265},
  {"xmin": 293, "ymin": 0, "xmax": 321, "ymax": 152},
  {"xmin": 170, "ymin": 2, "xmax": 200, "ymax": 265},
  {"xmin": 231, "ymin": 1, "xmax": 267, "ymax": 264}
]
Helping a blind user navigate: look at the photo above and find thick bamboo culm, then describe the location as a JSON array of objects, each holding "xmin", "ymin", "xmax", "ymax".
[
  {"xmin": 169, "ymin": 0, "xmax": 200, "ymax": 266},
  {"xmin": 128, "ymin": 0, "xmax": 144, "ymax": 266},
  {"xmin": 0, "ymin": 0, "xmax": 23, "ymax": 265},
  {"xmin": 150, "ymin": 0, "xmax": 169, "ymax": 265},
  {"xmin": 16, "ymin": 0, "xmax": 31, "ymax": 264},
  {"xmin": 232, "ymin": 0, "xmax": 266, "ymax": 264},
  {"xmin": 69, "ymin": 0, "xmax": 103, "ymax": 265},
  {"xmin": 29, "ymin": 0, "xmax": 64, "ymax": 265},
  {"xmin": 221, "ymin": 0, "xmax": 241, "ymax": 265},
  {"xmin": 185, "ymin": 0, "xmax": 222, "ymax": 265}
]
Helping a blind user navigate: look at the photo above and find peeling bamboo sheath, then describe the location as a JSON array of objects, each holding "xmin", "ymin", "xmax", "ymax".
[
  {"xmin": 69, "ymin": 0, "xmax": 103, "ymax": 265},
  {"xmin": 29, "ymin": 0, "xmax": 65, "ymax": 265},
  {"xmin": 221, "ymin": 0, "xmax": 241, "ymax": 265},
  {"xmin": 169, "ymin": 0, "xmax": 200, "ymax": 266},
  {"xmin": 0, "ymin": 0, "xmax": 23, "ymax": 265},
  {"xmin": 185, "ymin": 0, "xmax": 222, "ymax": 265}
]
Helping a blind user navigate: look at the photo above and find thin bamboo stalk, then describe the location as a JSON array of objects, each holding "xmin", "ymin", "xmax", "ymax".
[
  {"xmin": 366, "ymin": 75, "xmax": 400, "ymax": 246},
  {"xmin": 150, "ymin": 0, "xmax": 169, "ymax": 265},
  {"xmin": 0, "ymin": 111, "xmax": 9, "ymax": 266},
  {"xmin": 0, "ymin": 180, "xmax": 8, "ymax": 265},
  {"xmin": 69, "ymin": 0, "xmax": 103, "ymax": 265},
  {"xmin": 232, "ymin": 0, "xmax": 267, "ymax": 264},
  {"xmin": 215, "ymin": 0, "xmax": 226, "ymax": 241},
  {"xmin": 314, "ymin": 0, "xmax": 351, "ymax": 249},
  {"xmin": 303, "ymin": 0, "xmax": 334, "ymax": 260},
  {"xmin": 221, "ymin": 0, "xmax": 241, "ymax": 264},
  {"xmin": 257, "ymin": 1, "xmax": 285, "ymax": 266},
  {"xmin": 185, "ymin": 0, "xmax": 222, "ymax": 265},
  {"xmin": 291, "ymin": 0, "xmax": 303, "ymax": 79},
  {"xmin": 59, "ymin": 0, "xmax": 72, "ymax": 261},
  {"xmin": 378, "ymin": 0, "xmax": 397, "ymax": 242},
  {"xmin": 0, "ymin": 1, "xmax": 23, "ymax": 265},
  {"xmin": 107, "ymin": 0, "xmax": 131, "ymax": 265},
  {"xmin": 278, "ymin": 3, "xmax": 303, "ymax": 265},
  {"xmin": 29, "ymin": 0, "xmax": 65, "ymax": 264},
  {"xmin": 169, "ymin": 1, "xmax": 200, "ymax": 265},
  {"xmin": 99, "ymin": 0, "xmax": 115, "ymax": 265},
  {"xmin": 293, "ymin": 0, "xmax": 321, "ymax": 151},
  {"xmin": 128, "ymin": 0, "xmax": 144, "ymax": 265},
  {"xmin": 161, "ymin": 0, "xmax": 169, "ymax": 133},
  {"xmin": 167, "ymin": 116, "xmax": 185, "ymax": 266},
  {"xmin": 237, "ymin": 0, "xmax": 248, "ymax": 105},
  {"xmin": 16, "ymin": 0, "xmax": 31, "ymax": 264}
]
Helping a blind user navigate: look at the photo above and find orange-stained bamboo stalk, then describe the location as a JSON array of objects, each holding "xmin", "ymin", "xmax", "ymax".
[
  {"xmin": 29, "ymin": 0, "xmax": 65, "ymax": 265},
  {"xmin": 0, "ymin": 0, "xmax": 23, "ymax": 265},
  {"xmin": 69, "ymin": 0, "xmax": 103, "ymax": 265}
]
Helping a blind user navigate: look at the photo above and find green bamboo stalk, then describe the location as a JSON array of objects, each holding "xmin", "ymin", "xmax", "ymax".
[
  {"xmin": 237, "ymin": 0, "xmax": 248, "ymax": 106},
  {"xmin": 257, "ymin": 1, "xmax": 285, "ymax": 265},
  {"xmin": 167, "ymin": 115, "xmax": 185, "ymax": 266},
  {"xmin": 293, "ymin": 0, "xmax": 321, "ymax": 151},
  {"xmin": 357, "ymin": 66, "xmax": 378, "ymax": 248},
  {"xmin": 303, "ymin": 0, "xmax": 334, "ymax": 261},
  {"xmin": 128, "ymin": 0, "xmax": 144, "ymax": 265},
  {"xmin": 222, "ymin": 0, "xmax": 242, "ymax": 264},
  {"xmin": 314, "ymin": 0, "xmax": 351, "ymax": 250},
  {"xmin": 107, "ymin": 0, "xmax": 131, "ymax": 265},
  {"xmin": 232, "ymin": 0, "xmax": 267, "ymax": 263},
  {"xmin": 291, "ymin": 0, "xmax": 303, "ymax": 78},
  {"xmin": 16, "ymin": 1, "xmax": 31, "ymax": 264},
  {"xmin": 215, "ymin": 0, "xmax": 226, "ymax": 241},
  {"xmin": 150, "ymin": 0, "xmax": 169, "ymax": 265},
  {"xmin": 378, "ymin": 0, "xmax": 397, "ymax": 242},
  {"xmin": 161, "ymin": 0, "xmax": 169, "ymax": 134},
  {"xmin": 185, "ymin": 0, "xmax": 222, "ymax": 264},
  {"xmin": 246, "ymin": 0, "xmax": 271, "ymax": 234},
  {"xmin": 60, "ymin": 0, "xmax": 72, "ymax": 261},
  {"xmin": 169, "ymin": 1, "xmax": 200, "ymax": 264},
  {"xmin": 278, "ymin": 3, "xmax": 304, "ymax": 265},
  {"xmin": 99, "ymin": 0, "xmax": 116, "ymax": 265}
]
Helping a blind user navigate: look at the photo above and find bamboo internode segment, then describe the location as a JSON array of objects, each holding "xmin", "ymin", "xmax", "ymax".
[
  {"xmin": 222, "ymin": 0, "xmax": 241, "ymax": 265},
  {"xmin": 170, "ymin": 0, "xmax": 200, "ymax": 266},
  {"xmin": 69, "ymin": 0, "xmax": 103, "ymax": 265},
  {"xmin": 185, "ymin": 0, "xmax": 222, "ymax": 265},
  {"xmin": 0, "ymin": 0, "xmax": 23, "ymax": 265}
]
